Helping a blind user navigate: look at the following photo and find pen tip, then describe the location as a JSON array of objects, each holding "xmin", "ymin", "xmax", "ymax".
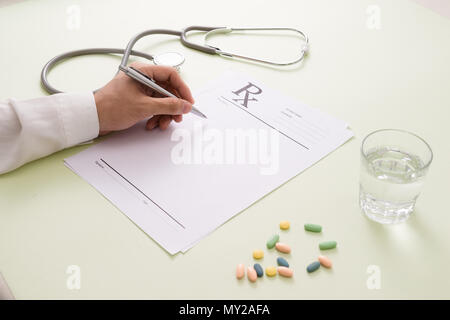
[{"xmin": 191, "ymin": 105, "xmax": 207, "ymax": 119}]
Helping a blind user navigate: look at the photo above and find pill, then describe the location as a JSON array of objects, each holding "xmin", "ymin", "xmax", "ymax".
[
  {"xmin": 266, "ymin": 234, "xmax": 279, "ymax": 249},
  {"xmin": 277, "ymin": 257, "xmax": 289, "ymax": 268},
  {"xmin": 247, "ymin": 266, "xmax": 257, "ymax": 282},
  {"xmin": 304, "ymin": 223, "xmax": 322, "ymax": 233},
  {"xmin": 277, "ymin": 266, "xmax": 294, "ymax": 277},
  {"xmin": 307, "ymin": 261, "xmax": 321, "ymax": 273},
  {"xmin": 275, "ymin": 242, "xmax": 291, "ymax": 254},
  {"xmin": 265, "ymin": 266, "xmax": 277, "ymax": 277},
  {"xmin": 319, "ymin": 241, "xmax": 337, "ymax": 250},
  {"xmin": 318, "ymin": 255, "xmax": 332, "ymax": 268},
  {"xmin": 236, "ymin": 264, "xmax": 245, "ymax": 279},
  {"xmin": 279, "ymin": 220, "xmax": 290, "ymax": 230},
  {"xmin": 254, "ymin": 263, "xmax": 264, "ymax": 277},
  {"xmin": 253, "ymin": 250, "xmax": 264, "ymax": 259}
]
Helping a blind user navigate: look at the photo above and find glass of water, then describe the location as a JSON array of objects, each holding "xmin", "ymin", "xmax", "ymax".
[{"xmin": 359, "ymin": 129, "xmax": 433, "ymax": 224}]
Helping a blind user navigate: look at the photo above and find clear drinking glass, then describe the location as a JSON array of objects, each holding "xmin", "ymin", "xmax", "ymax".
[{"xmin": 359, "ymin": 129, "xmax": 433, "ymax": 224}]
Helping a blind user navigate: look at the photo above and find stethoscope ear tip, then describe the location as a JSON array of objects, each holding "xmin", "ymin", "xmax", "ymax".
[{"xmin": 302, "ymin": 44, "xmax": 309, "ymax": 55}]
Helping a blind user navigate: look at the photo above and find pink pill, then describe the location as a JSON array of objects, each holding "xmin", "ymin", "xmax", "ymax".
[
  {"xmin": 275, "ymin": 242, "xmax": 291, "ymax": 254},
  {"xmin": 236, "ymin": 264, "xmax": 245, "ymax": 279},
  {"xmin": 318, "ymin": 255, "xmax": 332, "ymax": 268},
  {"xmin": 277, "ymin": 266, "xmax": 294, "ymax": 277},
  {"xmin": 247, "ymin": 266, "xmax": 257, "ymax": 282}
]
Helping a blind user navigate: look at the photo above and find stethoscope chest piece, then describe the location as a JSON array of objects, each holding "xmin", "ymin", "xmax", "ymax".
[{"xmin": 153, "ymin": 52, "xmax": 185, "ymax": 71}]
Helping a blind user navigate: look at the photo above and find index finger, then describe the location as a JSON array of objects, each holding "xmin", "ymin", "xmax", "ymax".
[{"xmin": 131, "ymin": 63, "xmax": 195, "ymax": 104}]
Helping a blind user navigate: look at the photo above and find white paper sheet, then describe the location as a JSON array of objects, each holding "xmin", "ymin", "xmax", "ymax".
[{"xmin": 65, "ymin": 71, "xmax": 353, "ymax": 254}]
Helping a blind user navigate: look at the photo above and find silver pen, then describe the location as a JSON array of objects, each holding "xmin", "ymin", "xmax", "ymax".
[{"xmin": 119, "ymin": 65, "xmax": 207, "ymax": 119}]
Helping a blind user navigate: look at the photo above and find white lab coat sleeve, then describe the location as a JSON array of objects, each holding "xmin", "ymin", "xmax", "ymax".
[{"xmin": 0, "ymin": 92, "xmax": 99, "ymax": 174}]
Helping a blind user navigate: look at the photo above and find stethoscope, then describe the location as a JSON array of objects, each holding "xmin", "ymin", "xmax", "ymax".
[{"xmin": 41, "ymin": 26, "xmax": 309, "ymax": 94}]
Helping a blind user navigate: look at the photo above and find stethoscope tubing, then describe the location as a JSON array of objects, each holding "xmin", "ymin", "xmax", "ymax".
[
  {"xmin": 41, "ymin": 26, "xmax": 308, "ymax": 94},
  {"xmin": 41, "ymin": 48, "xmax": 154, "ymax": 94}
]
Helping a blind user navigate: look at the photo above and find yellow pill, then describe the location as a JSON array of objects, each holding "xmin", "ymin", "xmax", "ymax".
[
  {"xmin": 280, "ymin": 221, "xmax": 290, "ymax": 230},
  {"xmin": 253, "ymin": 250, "xmax": 264, "ymax": 259},
  {"xmin": 265, "ymin": 266, "xmax": 277, "ymax": 277}
]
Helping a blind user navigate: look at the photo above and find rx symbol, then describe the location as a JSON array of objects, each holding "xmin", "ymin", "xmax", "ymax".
[{"xmin": 232, "ymin": 82, "xmax": 263, "ymax": 108}]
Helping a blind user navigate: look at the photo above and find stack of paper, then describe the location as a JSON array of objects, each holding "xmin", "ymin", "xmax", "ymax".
[{"xmin": 65, "ymin": 71, "xmax": 353, "ymax": 254}]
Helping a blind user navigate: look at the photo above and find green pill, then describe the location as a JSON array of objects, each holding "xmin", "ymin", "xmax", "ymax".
[
  {"xmin": 304, "ymin": 223, "xmax": 322, "ymax": 233},
  {"xmin": 266, "ymin": 234, "xmax": 279, "ymax": 249},
  {"xmin": 319, "ymin": 241, "xmax": 337, "ymax": 250}
]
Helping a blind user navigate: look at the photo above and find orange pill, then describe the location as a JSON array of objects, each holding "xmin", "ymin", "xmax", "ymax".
[
  {"xmin": 318, "ymin": 255, "xmax": 332, "ymax": 268},
  {"xmin": 275, "ymin": 242, "xmax": 291, "ymax": 254},
  {"xmin": 236, "ymin": 264, "xmax": 245, "ymax": 279},
  {"xmin": 247, "ymin": 266, "xmax": 257, "ymax": 282},
  {"xmin": 277, "ymin": 266, "xmax": 294, "ymax": 277}
]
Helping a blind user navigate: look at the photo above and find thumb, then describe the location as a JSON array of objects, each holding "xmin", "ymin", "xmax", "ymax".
[{"xmin": 145, "ymin": 97, "xmax": 192, "ymax": 116}]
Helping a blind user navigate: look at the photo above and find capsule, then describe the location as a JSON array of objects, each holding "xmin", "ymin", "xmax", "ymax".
[
  {"xmin": 279, "ymin": 221, "xmax": 290, "ymax": 230},
  {"xmin": 275, "ymin": 242, "xmax": 291, "ymax": 254},
  {"xmin": 236, "ymin": 264, "xmax": 245, "ymax": 279},
  {"xmin": 265, "ymin": 266, "xmax": 277, "ymax": 277},
  {"xmin": 304, "ymin": 223, "xmax": 322, "ymax": 233},
  {"xmin": 253, "ymin": 250, "xmax": 264, "ymax": 259},
  {"xmin": 277, "ymin": 257, "xmax": 289, "ymax": 268},
  {"xmin": 319, "ymin": 241, "xmax": 337, "ymax": 250},
  {"xmin": 266, "ymin": 234, "xmax": 279, "ymax": 249},
  {"xmin": 254, "ymin": 263, "xmax": 264, "ymax": 277},
  {"xmin": 247, "ymin": 266, "xmax": 257, "ymax": 282},
  {"xmin": 277, "ymin": 266, "xmax": 294, "ymax": 277},
  {"xmin": 318, "ymin": 255, "xmax": 332, "ymax": 268},
  {"xmin": 307, "ymin": 261, "xmax": 321, "ymax": 273}
]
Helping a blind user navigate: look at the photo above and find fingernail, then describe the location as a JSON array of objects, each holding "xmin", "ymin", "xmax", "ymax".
[{"xmin": 183, "ymin": 101, "xmax": 192, "ymax": 114}]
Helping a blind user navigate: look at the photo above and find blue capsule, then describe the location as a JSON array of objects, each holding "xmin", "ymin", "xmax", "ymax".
[
  {"xmin": 254, "ymin": 263, "xmax": 264, "ymax": 277},
  {"xmin": 277, "ymin": 257, "xmax": 289, "ymax": 268},
  {"xmin": 307, "ymin": 261, "xmax": 321, "ymax": 273}
]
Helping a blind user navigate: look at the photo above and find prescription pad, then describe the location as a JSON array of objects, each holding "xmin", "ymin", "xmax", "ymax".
[{"xmin": 65, "ymin": 71, "xmax": 353, "ymax": 254}]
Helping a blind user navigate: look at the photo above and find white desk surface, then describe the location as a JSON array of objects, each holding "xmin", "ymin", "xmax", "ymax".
[{"xmin": 1, "ymin": 0, "xmax": 449, "ymax": 299}]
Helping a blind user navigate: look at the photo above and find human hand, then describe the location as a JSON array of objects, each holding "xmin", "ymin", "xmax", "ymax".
[{"xmin": 93, "ymin": 62, "xmax": 194, "ymax": 135}]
